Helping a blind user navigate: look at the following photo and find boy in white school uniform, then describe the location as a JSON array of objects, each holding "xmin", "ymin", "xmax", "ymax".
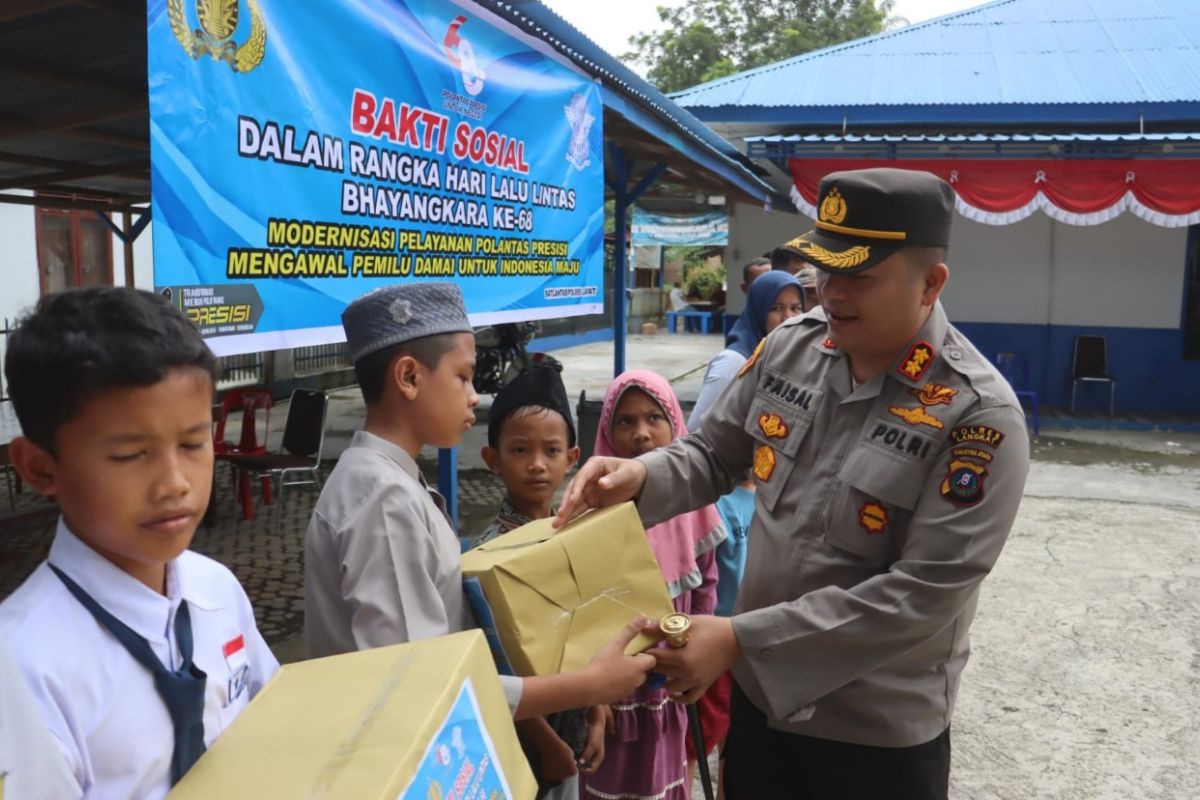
[{"xmin": 0, "ymin": 287, "xmax": 278, "ymax": 799}]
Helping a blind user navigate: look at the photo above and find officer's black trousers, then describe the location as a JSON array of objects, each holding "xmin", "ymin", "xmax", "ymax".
[{"xmin": 724, "ymin": 683, "xmax": 950, "ymax": 800}]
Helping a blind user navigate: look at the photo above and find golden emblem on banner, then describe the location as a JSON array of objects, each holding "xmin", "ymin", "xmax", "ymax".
[
  {"xmin": 819, "ymin": 186, "xmax": 848, "ymax": 224},
  {"xmin": 169, "ymin": 0, "xmax": 267, "ymax": 73}
]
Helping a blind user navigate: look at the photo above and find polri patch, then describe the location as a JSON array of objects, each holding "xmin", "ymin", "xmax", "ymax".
[
  {"xmin": 859, "ymin": 501, "xmax": 890, "ymax": 533},
  {"xmin": 753, "ymin": 444, "xmax": 777, "ymax": 481},
  {"xmin": 738, "ymin": 340, "xmax": 765, "ymax": 378},
  {"xmin": 868, "ymin": 420, "xmax": 935, "ymax": 461},
  {"xmin": 910, "ymin": 383, "xmax": 957, "ymax": 406},
  {"xmin": 758, "ymin": 413, "xmax": 789, "ymax": 440},
  {"xmin": 940, "ymin": 459, "xmax": 987, "ymax": 506},
  {"xmin": 950, "ymin": 425, "xmax": 1005, "ymax": 447},
  {"xmin": 898, "ymin": 340, "xmax": 935, "ymax": 382},
  {"xmin": 888, "ymin": 405, "xmax": 945, "ymax": 430}
]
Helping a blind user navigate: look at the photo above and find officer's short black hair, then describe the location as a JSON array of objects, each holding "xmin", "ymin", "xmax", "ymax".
[
  {"xmin": 742, "ymin": 257, "xmax": 771, "ymax": 286},
  {"xmin": 904, "ymin": 246, "xmax": 948, "ymax": 271},
  {"xmin": 4, "ymin": 287, "xmax": 218, "ymax": 453},
  {"xmin": 354, "ymin": 333, "xmax": 461, "ymax": 405}
]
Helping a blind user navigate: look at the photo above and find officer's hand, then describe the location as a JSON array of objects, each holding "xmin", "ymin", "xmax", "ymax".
[
  {"xmin": 553, "ymin": 456, "xmax": 647, "ymax": 527},
  {"xmin": 652, "ymin": 615, "xmax": 741, "ymax": 700},
  {"xmin": 581, "ymin": 616, "xmax": 658, "ymax": 705}
]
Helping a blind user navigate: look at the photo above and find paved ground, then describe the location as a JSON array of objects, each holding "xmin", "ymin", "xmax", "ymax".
[{"xmin": 2, "ymin": 330, "xmax": 1199, "ymax": 798}]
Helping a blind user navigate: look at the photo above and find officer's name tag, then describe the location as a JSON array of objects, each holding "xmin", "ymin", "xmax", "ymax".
[
  {"xmin": 759, "ymin": 371, "xmax": 823, "ymax": 415},
  {"xmin": 223, "ymin": 634, "xmax": 250, "ymax": 706}
]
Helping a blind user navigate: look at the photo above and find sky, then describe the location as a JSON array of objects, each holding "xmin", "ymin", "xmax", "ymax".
[{"xmin": 540, "ymin": 0, "xmax": 985, "ymax": 70}]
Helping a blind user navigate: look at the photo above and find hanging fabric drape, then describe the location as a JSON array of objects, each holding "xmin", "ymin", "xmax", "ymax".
[{"xmin": 788, "ymin": 158, "xmax": 1200, "ymax": 228}]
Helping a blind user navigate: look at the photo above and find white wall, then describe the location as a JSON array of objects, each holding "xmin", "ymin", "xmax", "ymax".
[
  {"xmin": 0, "ymin": 206, "xmax": 155, "ymax": 324},
  {"xmin": 0, "ymin": 195, "xmax": 40, "ymax": 325},
  {"xmin": 1049, "ymin": 214, "xmax": 1185, "ymax": 329},
  {"xmin": 940, "ymin": 214, "xmax": 1054, "ymax": 325},
  {"xmin": 727, "ymin": 201, "xmax": 808, "ymax": 313},
  {"xmin": 936, "ymin": 213, "xmax": 1185, "ymax": 330}
]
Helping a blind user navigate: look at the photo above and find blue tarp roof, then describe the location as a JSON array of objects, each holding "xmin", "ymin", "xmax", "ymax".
[{"xmin": 669, "ymin": 0, "xmax": 1200, "ymax": 127}]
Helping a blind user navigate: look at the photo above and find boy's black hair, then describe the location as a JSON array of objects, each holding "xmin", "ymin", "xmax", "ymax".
[
  {"xmin": 4, "ymin": 287, "xmax": 218, "ymax": 452},
  {"xmin": 354, "ymin": 332, "xmax": 461, "ymax": 404},
  {"xmin": 486, "ymin": 365, "xmax": 576, "ymax": 449}
]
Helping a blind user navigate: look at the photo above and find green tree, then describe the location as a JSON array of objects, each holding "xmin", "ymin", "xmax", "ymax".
[{"xmin": 627, "ymin": 0, "xmax": 895, "ymax": 94}]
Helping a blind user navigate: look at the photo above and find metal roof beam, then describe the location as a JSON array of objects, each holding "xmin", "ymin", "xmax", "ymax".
[
  {"xmin": 0, "ymin": 60, "xmax": 144, "ymax": 102},
  {"xmin": 0, "ymin": 103, "xmax": 146, "ymax": 140},
  {"xmin": 0, "ymin": 192, "xmax": 147, "ymax": 212},
  {"xmin": 0, "ymin": 0, "xmax": 72, "ymax": 23},
  {"xmin": 0, "ymin": 160, "xmax": 147, "ymax": 191}
]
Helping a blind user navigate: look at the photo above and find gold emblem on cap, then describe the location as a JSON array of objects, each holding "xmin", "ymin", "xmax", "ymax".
[
  {"xmin": 797, "ymin": 241, "xmax": 871, "ymax": 270},
  {"xmin": 660, "ymin": 613, "xmax": 692, "ymax": 648},
  {"xmin": 819, "ymin": 186, "xmax": 848, "ymax": 225}
]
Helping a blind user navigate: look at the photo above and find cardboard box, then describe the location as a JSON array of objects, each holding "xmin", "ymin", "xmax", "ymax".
[
  {"xmin": 461, "ymin": 502, "xmax": 674, "ymax": 677},
  {"xmin": 169, "ymin": 631, "xmax": 536, "ymax": 800}
]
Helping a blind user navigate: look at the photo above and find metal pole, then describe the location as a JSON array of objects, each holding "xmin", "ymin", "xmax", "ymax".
[
  {"xmin": 437, "ymin": 447, "xmax": 459, "ymax": 529},
  {"xmin": 614, "ymin": 196, "xmax": 628, "ymax": 377}
]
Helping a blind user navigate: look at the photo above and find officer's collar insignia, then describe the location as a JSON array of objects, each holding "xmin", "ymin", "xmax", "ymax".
[
  {"xmin": 888, "ymin": 406, "xmax": 945, "ymax": 430},
  {"xmin": 940, "ymin": 459, "xmax": 988, "ymax": 506},
  {"xmin": 821, "ymin": 337, "xmax": 837, "ymax": 350},
  {"xmin": 737, "ymin": 340, "xmax": 765, "ymax": 378},
  {"xmin": 911, "ymin": 383, "xmax": 957, "ymax": 406},
  {"xmin": 796, "ymin": 240, "xmax": 870, "ymax": 271},
  {"xmin": 753, "ymin": 444, "xmax": 776, "ymax": 481},
  {"xmin": 819, "ymin": 186, "xmax": 848, "ymax": 225},
  {"xmin": 758, "ymin": 413, "xmax": 789, "ymax": 440},
  {"xmin": 859, "ymin": 501, "xmax": 890, "ymax": 533},
  {"xmin": 897, "ymin": 340, "xmax": 935, "ymax": 382}
]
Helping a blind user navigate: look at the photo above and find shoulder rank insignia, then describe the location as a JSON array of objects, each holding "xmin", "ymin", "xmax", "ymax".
[
  {"xmin": 738, "ymin": 340, "xmax": 765, "ymax": 379},
  {"xmin": 911, "ymin": 383, "xmax": 957, "ymax": 406},
  {"xmin": 758, "ymin": 413, "xmax": 789, "ymax": 439},
  {"xmin": 859, "ymin": 501, "xmax": 890, "ymax": 533},
  {"xmin": 889, "ymin": 406, "xmax": 945, "ymax": 430},
  {"xmin": 753, "ymin": 444, "xmax": 776, "ymax": 481},
  {"xmin": 940, "ymin": 459, "xmax": 987, "ymax": 506},
  {"xmin": 898, "ymin": 340, "xmax": 935, "ymax": 382}
]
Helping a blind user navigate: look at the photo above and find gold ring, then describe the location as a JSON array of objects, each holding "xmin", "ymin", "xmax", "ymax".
[{"xmin": 660, "ymin": 613, "xmax": 692, "ymax": 648}]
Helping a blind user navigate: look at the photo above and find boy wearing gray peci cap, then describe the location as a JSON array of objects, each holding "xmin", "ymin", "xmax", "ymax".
[{"xmin": 305, "ymin": 282, "xmax": 657, "ymax": 722}]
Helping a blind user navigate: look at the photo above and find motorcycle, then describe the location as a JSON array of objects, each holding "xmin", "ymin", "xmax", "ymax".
[{"xmin": 472, "ymin": 321, "xmax": 563, "ymax": 395}]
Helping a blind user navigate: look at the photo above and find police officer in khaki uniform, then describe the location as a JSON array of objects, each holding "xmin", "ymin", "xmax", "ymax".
[{"xmin": 557, "ymin": 168, "xmax": 1030, "ymax": 799}]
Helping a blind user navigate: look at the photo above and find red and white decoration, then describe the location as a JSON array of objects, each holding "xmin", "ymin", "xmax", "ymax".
[{"xmin": 789, "ymin": 158, "xmax": 1200, "ymax": 228}]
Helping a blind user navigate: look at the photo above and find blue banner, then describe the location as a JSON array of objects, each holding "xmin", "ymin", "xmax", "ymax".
[
  {"xmin": 149, "ymin": 0, "xmax": 604, "ymax": 355},
  {"xmin": 400, "ymin": 678, "xmax": 516, "ymax": 799},
  {"xmin": 631, "ymin": 208, "xmax": 728, "ymax": 246}
]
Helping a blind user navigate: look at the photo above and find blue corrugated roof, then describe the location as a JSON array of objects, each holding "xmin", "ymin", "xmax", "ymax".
[
  {"xmin": 670, "ymin": 0, "xmax": 1200, "ymax": 112},
  {"xmin": 474, "ymin": 1, "xmax": 774, "ymax": 201}
]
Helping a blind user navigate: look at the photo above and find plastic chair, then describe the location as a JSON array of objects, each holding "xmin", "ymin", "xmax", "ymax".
[
  {"xmin": 994, "ymin": 352, "xmax": 1040, "ymax": 435},
  {"xmin": 212, "ymin": 387, "xmax": 273, "ymax": 519},
  {"xmin": 213, "ymin": 387, "xmax": 273, "ymax": 455},
  {"xmin": 224, "ymin": 389, "xmax": 329, "ymax": 523},
  {"xmin": 1070, "ymin": 335, "xmax": 1115, "ymax": 415}
]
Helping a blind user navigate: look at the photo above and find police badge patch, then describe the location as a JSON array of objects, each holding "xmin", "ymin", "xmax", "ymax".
[{"xmin": 940, "ymin": 459, "xmax": 987, "ymax": 506}]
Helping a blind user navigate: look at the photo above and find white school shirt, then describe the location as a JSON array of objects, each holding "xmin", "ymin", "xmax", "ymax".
[
  {"xmin": 0, "ymin": 520, "xmax": 279, "ymax": 800},
  {"xmin": 0, "ymin": 637, "xmax": 79, "ymax": 800}
]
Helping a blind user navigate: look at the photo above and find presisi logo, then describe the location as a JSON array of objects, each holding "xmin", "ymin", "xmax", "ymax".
[
  {"xmin": 188, "ymin": 304, "xmax": 252, "ymax": 326},
  {"xmin": 168, "ymin": 0, "xmax": 267, "ymax": 74},
  {"xmin": 444, "ymin": 16, "xmax": 486, "ymax": 97}
]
